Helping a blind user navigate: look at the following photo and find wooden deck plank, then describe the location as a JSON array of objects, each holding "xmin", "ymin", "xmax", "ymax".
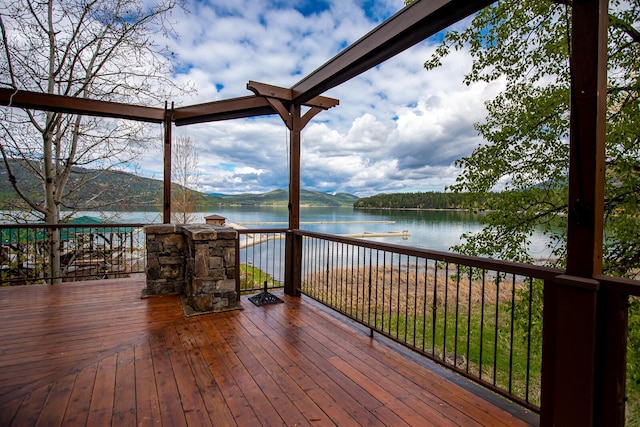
[
  {"xmin": 62, "ymin": 363, "xmax": 97, "ymax": 426},
  {"xmin": 134, "ymin": 339, "xmax": 162, "ymax": 427},
  {"xmin": 10, "ymin": 383, "xmax": 50, "ymax": 426},
  {"xmin": 0, "ymin": 335, "xmax": 149, "ymax": 403},
  {"xmin": 148, "ymin": 332, "xmax": 188, "ymax": 427},
  {"xmin": 174, "ymin": 323, "xmax": 237, "ymax": 426},
  {"xmin": 251, "ymin": 304, "xmax": 392, "ymax": 412},
  {"xmin": 86, "ymin": 353, "xmax": 117, "ymax": 426},
  {"xmin": 0, "ymin": 280, "xmax": 184, "ymax": 408},
  {"xmin": 243, "ymin": 330, "xmax": 362, "ymax": 426},
  {"xmin": 224, "ymin": 314, "xmax": 334, "ymax": 424},
  {"xmin": 241, "ymin": 304, "xmax": 393, "ymax": 425},
  {"xmin": 36, "ymin": 373, "xmax": 76, "ymax": 426},
  {"xmin": 202, "ymin": 317, "xmax": 287, "ymax": 426},
  {"xmin": 216, "ymin": 315, "xmax": 314, "ymax": 427},
  {"xmin": 113, "ymin": 346, "xmax": 137, "ymax": 427},
  {"xmin": 0, "ymin": 396, "xmax": 23, "ymax": 426},
  {"xmin": 163, "ymin": 325, "xmax": 213, "ymax": 427},
  {"xmin": 292, "ymin": 307, "xmax": 482, "ymax": 426},
  {"xmin": 327, "ymin": 356, "xmax": 453, "ymax": 427},
  {"xmin": 188, "ymin": 319, "xmax": 261, "ymax": 426},
  {"xmin": 293, "ymin": 296, "xmax": 527, "ymax": 426},
  {"xmin": 370, "ymin": 405, "xmax": 413, "ymax": 427},
  {"xmin": 0, "ymin": 280, "xmax": 536, "ymax": 427}
]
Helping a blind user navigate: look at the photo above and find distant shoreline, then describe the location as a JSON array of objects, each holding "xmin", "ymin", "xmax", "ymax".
[{"xmin": 354, "ymin": 207, "xmax": 472, "ymax": 212}]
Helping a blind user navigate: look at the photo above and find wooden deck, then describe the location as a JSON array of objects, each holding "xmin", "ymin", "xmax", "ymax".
[{"xmin": 0, "ymin": 279, "xmax": 537, "ymax": 426}]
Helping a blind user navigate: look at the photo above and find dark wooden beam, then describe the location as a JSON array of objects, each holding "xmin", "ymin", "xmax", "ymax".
[
  {"xmin": 246, "ymin": 81, "xmax": 292, "ymax": 101},
  {"xmin": 288, "ymin": 103, "xmax": 302, "ymax": 231},
  {"xmin": 284, "ymin": 103, "xmax": 303, "ymax": 296},
  {"xmin": 541, "ymin": 0, "xmax": 618, "ymax": 426},
  {"xmin": 290, "ymin": 0, "xmax": 494, "ymax": 104},
  {"xmin": 565, "ymin": 0, "xmax": 608, "ymax": 277},
  {"xmin": 0, "ymin": 88, "xmax": 165, "ymax": 123},
  {"xmin": 247, "ymin": 81, "xmax": 339, "ymax": 109},
  {"xmin": 246, "ymin": 81, "xmax": 339, "ymax": 130},
  {"xmin": 172, "ymin": 96, "xmax": 275, "ymax": 126}
]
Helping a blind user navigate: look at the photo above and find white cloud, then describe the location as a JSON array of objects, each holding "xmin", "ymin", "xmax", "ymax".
[{"xmin": 141, "ymin": 0, "xmax": 496, "ymax": 197}]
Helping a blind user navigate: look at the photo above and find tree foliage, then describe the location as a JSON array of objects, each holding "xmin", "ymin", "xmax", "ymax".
[{"xmin": 409, "ymin": 0, "xmax": 640, "ymax": 277}]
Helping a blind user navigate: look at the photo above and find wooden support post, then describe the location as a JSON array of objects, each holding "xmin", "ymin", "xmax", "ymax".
[
  {"xmin": 565, "ymin": 1, "xmax": 607, "ymax": 277},
  {"xmin": 285, "ymin": 104, "xmax": 302, "ymax": 296},
  {"xmin": 596, "ymin": 288, "xmax": 629, "ymax": 425},
  {"xmin": 288, "ymin": 104, "xmax": 301, "ymax": 231},
  {"xmin": 163, "ymin": 103, "xmax": 173, "ymax": 224},
  {"xmin": 540, "ymin": 0, "xmax": 627, "ymax": 425},
  {"xmin": 245, "ymin": 82, "xmax": 337, "ymax": 297},
  {"xmin": 542, "ymin": 275, "xmax": 599, "ymax": 426}
]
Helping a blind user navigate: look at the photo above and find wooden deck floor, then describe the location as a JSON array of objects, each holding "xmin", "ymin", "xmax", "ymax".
[{"xmin": 0, "ymin": 279, "xmax": 536, "ymax": 426}]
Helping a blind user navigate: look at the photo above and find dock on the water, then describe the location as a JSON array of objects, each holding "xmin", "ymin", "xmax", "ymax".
[{"xmin": 232, "ymin": 227, "xmax": 410, "ymax": 249}]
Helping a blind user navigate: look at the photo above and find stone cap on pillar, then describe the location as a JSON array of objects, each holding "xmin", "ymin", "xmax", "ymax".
[
  {"xmin": 143, "ymin": 224, "xmax": 179, "ymax": 234},
  {"xmin": 181, "ymin": 224, "xmax": 237, "ymax": 241},
  {"xmin": 204, "ymin": 214, "xmax": 226, "ymax": 226}
]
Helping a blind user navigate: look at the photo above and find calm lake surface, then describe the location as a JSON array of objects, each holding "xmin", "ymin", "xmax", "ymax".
[{"xmin": 83, "ymin": 206, "xmax": 552, "ymax": 260}]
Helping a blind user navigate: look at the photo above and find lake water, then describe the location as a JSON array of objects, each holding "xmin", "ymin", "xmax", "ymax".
[{"xmin": 78, "ymin": 206, "xmax": 552, "ymax": 260}]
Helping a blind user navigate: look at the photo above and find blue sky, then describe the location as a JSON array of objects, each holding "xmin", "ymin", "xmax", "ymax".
[{"xmin": 139, "ymin": 0, "xmax": 504, "ymax": 196}]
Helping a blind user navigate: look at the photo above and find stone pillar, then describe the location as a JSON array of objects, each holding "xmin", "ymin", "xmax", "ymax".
[
  {"xmin": 182, "ymin": 224, "xmax": 238, "ymax": 312},
  {"xmin": 144, "ymin": 223, "xmax": 239, "ymax": 313},
  {"xmin": 143, "ymin": 224, "xmax": 185, "ymax": 296}
]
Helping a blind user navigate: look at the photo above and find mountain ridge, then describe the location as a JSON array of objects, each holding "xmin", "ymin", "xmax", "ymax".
[
  {"xmin": 219, "ymin": 189, "xmax": 358, "ymax": 207},
  {"xmin": 0, "ymin": 161, "xmax": 357, "ymax": 208}
]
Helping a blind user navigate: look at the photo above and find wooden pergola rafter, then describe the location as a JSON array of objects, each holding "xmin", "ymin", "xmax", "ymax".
[
  {"xmin": 0, "ymin": 88, "xmax": 166, "ymax": 123},
  {"xmin": 0, "ymin": 1, "xmax": 625, "ymax": 425}
]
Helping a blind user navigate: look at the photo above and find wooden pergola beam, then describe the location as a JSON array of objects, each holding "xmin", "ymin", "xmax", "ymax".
[
  {"xmin": 172, "ymin": 96, "xmax": 275, "ymax": 126},
  {"xmin": 246, "ymin": 81, "xmax": 339, "ymax": 129},
  {"xmin": 171, "ymin": 83, "xmax": 339, "ymax": 127},
  {"xmin": 290, "ymin": 0, "xmax": 494, "ymax": 104},
  {"xmin": 0, "ymin": 88, "xmax": 165, "ymax": 123},
  {"xmin": 247, "ymin": 81, "xmax": 339, "ymax": 109}
]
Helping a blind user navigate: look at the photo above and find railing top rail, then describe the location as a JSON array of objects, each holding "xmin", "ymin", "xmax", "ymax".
[
  {"xmin": 296, "ymin": 229, "xmax": 563, "ymax": 281},
  {"xmin": 236, "ymin": 228, "xmax": 289, "ymax": 234},
  {"xmin": 595, "ymin": 274, "xmax": 640, "ymax": 297}
]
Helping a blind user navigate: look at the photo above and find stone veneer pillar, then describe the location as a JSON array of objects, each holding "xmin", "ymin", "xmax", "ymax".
[
  {"xmin": 143, "ymin": 223, "xmax": 239, "ymax": 313},
  {"xmin": 144, "ymin": 224, "xmax": 185, "ymax": 295},
  {"xmin": 182, "ymin": 224, "xmax": 238, "ymax": 312}
]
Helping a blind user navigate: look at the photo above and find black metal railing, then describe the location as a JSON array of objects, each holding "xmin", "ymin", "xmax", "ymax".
[
  {"xmin": 0, "ymin": 223, "xmax": 146, "ymax": 285},
  {"xmin": 237, "ymin": 228, "xmax": 286, "ymax": 293},
  {"xmin": 7, "ymin": 222, "xmax": 639, "ymax": 418},
  {"xmin": 297, "ymin": 230, "xmax": 562, "ymax": 412}
]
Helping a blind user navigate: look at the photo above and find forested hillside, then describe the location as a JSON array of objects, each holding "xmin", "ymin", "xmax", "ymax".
[
  {"xmin": 0, "ymin": 161, "xmax": 185, "ymax": 209},
  {"xmin": 354, "ymin": 191, "xmax": 496, "ymax": 210}
]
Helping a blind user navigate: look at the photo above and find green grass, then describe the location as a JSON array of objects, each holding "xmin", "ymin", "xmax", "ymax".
[
  {"xmin": 239, "ymin": 264, "xmax": 282, "ymax": 293},
  {"xmin": 303, "ymin": 282, "xmax": 542, "ymax": 407},
  {"xmin": 368, "ymin": 303, "xmax": 541, "ymax": 406}
]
